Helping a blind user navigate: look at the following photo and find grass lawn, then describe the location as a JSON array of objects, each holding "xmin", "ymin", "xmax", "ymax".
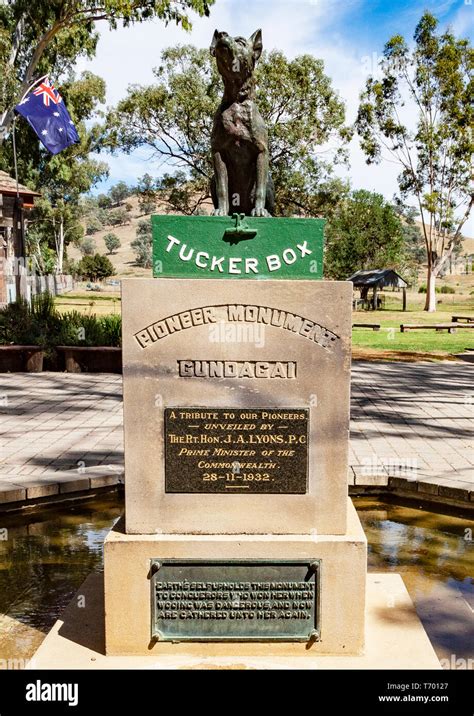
[
  {"xmin": 352, "ymin": 291, "xmax": 474, "ymax": 358},
  {"xmin": 54, "ymin": 291, "xmax": 121, "ymax": 316},
  {"xmin": 53, "ymin": 287, "xmax": 474, "ymax": 359}
]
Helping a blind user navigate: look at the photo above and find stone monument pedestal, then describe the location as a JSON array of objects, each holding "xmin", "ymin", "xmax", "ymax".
[
  {"xmin": 104, "ymin": 500, "xmax": 366, "ymax": 657},
  {"xmin": 31, "ymin": 264, "xmax": 440, "ymax": 669},
  {"xmin": 32, "ymin": 570, "xmax": 441, "ymax": 669}
]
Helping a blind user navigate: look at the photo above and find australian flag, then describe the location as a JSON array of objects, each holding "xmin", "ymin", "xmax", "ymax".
[{"xmin": 15, "ymin": 78, "xmax": 79, "ymax": 155}]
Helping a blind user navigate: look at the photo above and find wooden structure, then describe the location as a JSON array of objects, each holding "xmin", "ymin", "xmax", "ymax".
[
  {"xmin": 348, "ymin": 269, "xmax": 409, "ymax": 311},
  {"xmin": 400, "ymin": 323, "xmax": 474, "ymax": 334},
  {"xmin": 352, "ymin": 323, "xmax": 380, "ymax": 331},
  {"xmin": 452, "ymin": 316, "xmax": 474, "ymax": 323},
  {"xmin": 56, "ymin": 346, "xmax": 122, "ymax": 373},
  {"xmin": 0, "ymin": 170, "xmax": 39, "ymax": 305}
]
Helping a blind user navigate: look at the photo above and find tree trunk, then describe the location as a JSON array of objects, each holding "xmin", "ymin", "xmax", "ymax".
[
  {"xmin": 57, "ymin": 217, "xmax": 64, "ymax": 274},
  {"xmin": 424, "ymin": 268, "xmax": 437, "ymax": 312}
]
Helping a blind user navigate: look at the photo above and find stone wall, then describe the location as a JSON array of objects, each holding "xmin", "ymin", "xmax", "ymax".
[{"xmin": 27, "ymin": 273, "xmax": 74, "ymax": 298}]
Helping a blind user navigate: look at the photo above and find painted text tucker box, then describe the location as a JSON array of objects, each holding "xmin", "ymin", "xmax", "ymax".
[{"xmin": 152, "ymin": 215, "xmax": 324, "ymax": 280}]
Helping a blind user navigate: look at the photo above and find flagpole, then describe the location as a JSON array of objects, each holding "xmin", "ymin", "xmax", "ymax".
[
  {"xmin": 11, "ymin": 116, "xmax": 27, "ymax": 302},
  {"xmin": 17, "ymin": 74, "xmax": 49, "ymax": 106},
  {"xmin": 11, "ymin": 117, "xmax": 19, "ymax": 199},
  {"xmin": 0, "ymin": 75, "xmax": 49, "ymax": 139}
]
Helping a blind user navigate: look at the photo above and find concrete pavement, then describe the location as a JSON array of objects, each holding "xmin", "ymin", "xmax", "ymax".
[{"xmin": 0, "ymin": 362, "xmax": 472, "ymax": 508}]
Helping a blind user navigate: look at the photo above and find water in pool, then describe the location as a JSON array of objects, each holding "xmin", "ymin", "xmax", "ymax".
[{"xmin": 0, "ymin": 494, "xmax": 472, "ymax": 668}]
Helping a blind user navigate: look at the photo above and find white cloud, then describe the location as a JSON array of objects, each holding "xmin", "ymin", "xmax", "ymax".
[
  {"xmin": 79, "ymin": 0, "xmax": 467, "ymax": 207},
  {"xmin": 449, "ymin": 2, "xmax": 474, "ymax": 37}
]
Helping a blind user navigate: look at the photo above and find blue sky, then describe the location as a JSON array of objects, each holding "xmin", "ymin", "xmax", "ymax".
[{"xmin": 76, "ymin": 0, "xmax": 473, "ymax": 212}]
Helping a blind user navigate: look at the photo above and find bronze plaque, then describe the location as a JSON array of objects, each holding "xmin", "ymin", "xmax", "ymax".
[
  {"xmin": 151, "ymin": 559, "xmax": 320, "ymax": 642},
  {"xmin": 164, "ymin": 407, "xmax": 308, "ymax": 493}
]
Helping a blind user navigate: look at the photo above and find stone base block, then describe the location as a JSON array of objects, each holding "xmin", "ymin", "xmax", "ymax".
[
  {"xmin": 103, "ymin": 500, "xmax": 366, "ymax": 657},
  {"xmin": 31, "ymin": 571, "xmax": 440, "ymax": 669}
]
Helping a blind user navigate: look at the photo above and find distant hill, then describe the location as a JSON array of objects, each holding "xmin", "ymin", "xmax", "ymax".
[
  {"xmin": 414, "ymin": 221, "xmax": 474, "ymax": 256},
  {"xmin": 70, "ymin": 197, "xmax": 473, "ymax": 281},
  {"xmin": 70, "ymin": 195, "xmax": 210, "ymax": 278}
]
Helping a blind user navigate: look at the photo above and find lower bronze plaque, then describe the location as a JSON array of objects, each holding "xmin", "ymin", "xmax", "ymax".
[
  {"xmin": 164, "ymin": 407, "xmax": 308, "ymax": 493},
  {"xmin": 151, "ymin": 559, "xmax": 320, "ymax": 642}
]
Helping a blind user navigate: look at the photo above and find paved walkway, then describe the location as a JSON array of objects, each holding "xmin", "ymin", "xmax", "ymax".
[
  {"xmin": 0, "ymin": 374, "xmax": 123, "ymax": 502},
  {"xmin": 349, "ymin": 362, "xmax": 473, "ymax": 505},
  {"xmin": 0, "ymin": 362, "xmax": 472, "ymax": 506}
]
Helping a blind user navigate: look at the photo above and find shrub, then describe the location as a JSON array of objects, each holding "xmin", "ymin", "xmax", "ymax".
[
  {"xmin": 0, "ymin": 294, "xmax": 60, "ymax": 349},
  {"xmin": 0, "ymin": 296, "xmax": 122, "ymax": 350},
  {"xmin": 77, "ymin": 254, "xmax": 114, "ymax": 281},
  {"xmin": 79, "ymin": 237, "xmax": 96, "ymax": 256},
  {"xmin": 85, "ymin": 216, "xmax": 103, "ymax": 235},
  {"xmin": 107, "ymin": 207, "xmax": 130, "ymax": 226},
  {"xmin": 97, "ymin": 193, "xmax": 112, "ymax": 209},
  {"xmin": 101, "ymin": 314, "xmax": 122, "ymax": 346},
  {"xmin": 138, "ymin": 195, "xmax": 156, "ymax": 215},
  {"xmin": 63, "ymin": 257, "xmax": 80, "ymax": 276},
  {"xmin": 418, "ymin": 284, "xmax": 455, "ymax": 295},
  {"xmin": 131, "ymin": 219, "xmax": 152, "ymax": 268},
  {"xmin": 56, "ymin": 311, "xmax": 121, "ymax": 347},
  {"xmin": 104, "ymin": 233, "xmax": 121, "ymax": 254},
  {"xmin": 0, "ymin": 299, "xmax": 33, "ymax": 345}
]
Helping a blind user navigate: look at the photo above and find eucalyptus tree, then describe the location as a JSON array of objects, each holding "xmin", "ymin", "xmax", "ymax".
[{"xmin": 356, "ymin": 12, "xmax": 473, "ymax": 311}]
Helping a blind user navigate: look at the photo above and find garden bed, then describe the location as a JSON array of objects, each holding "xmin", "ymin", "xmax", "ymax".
[
  {"xmin": 56, "ymin": 346, "xmax": 122, "ymax": 373},
  {"xmin": 0, "ymin": 346, "xmax": 45, "ymax": 372}
]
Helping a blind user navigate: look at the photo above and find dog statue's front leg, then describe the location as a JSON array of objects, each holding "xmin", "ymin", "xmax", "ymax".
[
  {"xmin": 212, "ymin": 151, "xmax": 229, "ymax": 216},
  {"xmin": 251, "ymin": 151, "xmax": 270, "ymax": 217}
]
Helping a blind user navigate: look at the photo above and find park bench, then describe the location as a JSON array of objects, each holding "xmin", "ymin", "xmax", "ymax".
[
  {"xmin": 400, "ymin": 323, "xmax": 474, "ymax": 334},
  {"xmin": 0, "ymin": 345, "xmax": 44, "ymax": 372},
  {"xmin": 352, "ymin": 323, "xmax": 380, "ymax": 331},
  {"xmin": 56, "ymin": 346, "xmax": 122, "ymax": 373},
  {"xmin": 452, "ymin": 315, "xmax": 474, "ymax": 323}
]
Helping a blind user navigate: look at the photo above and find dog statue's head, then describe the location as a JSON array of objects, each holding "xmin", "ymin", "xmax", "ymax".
[{"xmin": 210, "ymin": 29, "xmax": 263, "ymax": 85}]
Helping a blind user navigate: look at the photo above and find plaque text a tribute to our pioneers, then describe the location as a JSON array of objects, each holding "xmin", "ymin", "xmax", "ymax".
[{"xmin": 165, "ymin": 408, "xmax": 309, "ymax": 494}]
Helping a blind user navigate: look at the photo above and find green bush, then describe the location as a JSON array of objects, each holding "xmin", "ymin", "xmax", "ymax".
[
  {"xmin": 418, "ymin": 284, "xmax": 455, "ymax": 294},
  {"xmin": 131, "ymin": 219, "xmax": 152, "ymax": 268},
  {"xmin": 0, "ymin": 293, "xmax": 61, "ymax": 350},
  {"xmin": 104, "ymin": 232, "xmax": 121, "ymax": 254},
  {"xmin": 101, "ymin": 314, "xmax": 122, "ymax": 346},
  {"xmin": 57, "ymin": 311, "xmax": 121, "ymax": 347},
  {"xmin": 107, "ymin": 207, "xmax": 130, "ymax": 226},
  {"xmin": 80, "ymin": 237, "xmax": 96, "ymax": 256},
  {"xmin": 0, "ymin": 295, "xmax": 122, "ymax": 350},
  {"xmin": 0, "ymin": 299, "xmax": 33, "ymax": 345},
  {"xmin": 85, "ymin": 216, "xmax": 103, "ymax": 235},
  {"xmin": 77, "ymin": 253, "xmax": 114, "ymax": 281}
]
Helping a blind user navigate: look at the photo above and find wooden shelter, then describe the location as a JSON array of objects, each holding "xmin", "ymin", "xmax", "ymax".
[
  {"xmin": 0, "ymin": 170, "xmax": 39, "ymax": 305},
  {"xmin": 348, "ymin": 269, "xmax": 409, "ymax": 311}
]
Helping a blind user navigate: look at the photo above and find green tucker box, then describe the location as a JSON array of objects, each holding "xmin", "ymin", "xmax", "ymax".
[{"xmin": 152, "ymin": 214, "xmax": 324, "ymax": 280}]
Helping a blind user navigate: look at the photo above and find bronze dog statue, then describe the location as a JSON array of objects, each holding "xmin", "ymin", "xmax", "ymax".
[{"xmin": 210, "ymin": 29, "xmax": 274, "ymax": 217}]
